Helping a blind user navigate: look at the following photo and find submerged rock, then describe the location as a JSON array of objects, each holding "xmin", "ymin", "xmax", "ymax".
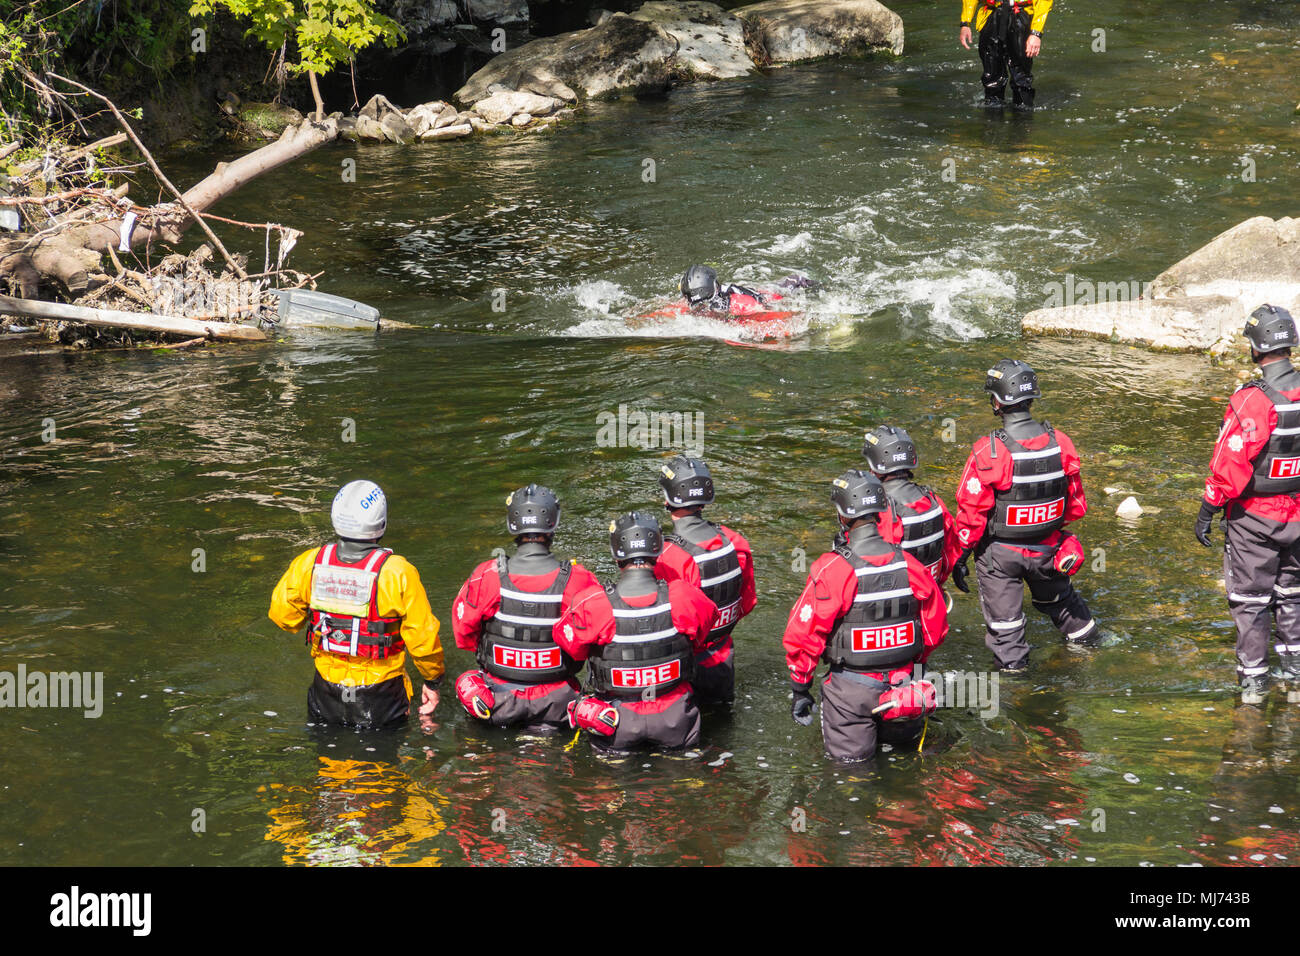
[
  {"xmin": 629, "ymin": 1, "xmax": 755, "ymax": 79},
  {"xmin": 1116, "ymin": 496, "xmax": 1144, "ymax": 519},
  {"xmin": 1023, "ymin": 295, "xmax": 1243, "ymax": 352},
  {"xmin": 735, "ymin": 0, "xmax": 905, "ymax": 61}
]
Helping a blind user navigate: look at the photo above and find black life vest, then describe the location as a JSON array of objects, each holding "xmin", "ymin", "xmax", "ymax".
[
  {"xmin": 824, "ymin": 544, "xmax": 923, "ymax": 671},
  {"xmin": 588, "ymin": 581, "xmax": 694, "ymax": 700},
  {"xmin": 1243, "ymin": 380, "xmax": 1300, "ymax": 496},
  {"xmin": 667, "ymin": 525, "xmax": 743, "ymax": 640},
  {"xmin": 986, "ymin": 425, "xmax": 1069, "ymax": 542},
  {"xmin": 479, "ymin": 556, "xmax": 577, "ymax": 683},
  {"xmin": 885, "ymin": 481, "xmax": 946, "ymax": 577},
  {"xmin": 307, "ymin": 544, "xmax": 404, "ymax": 660}
]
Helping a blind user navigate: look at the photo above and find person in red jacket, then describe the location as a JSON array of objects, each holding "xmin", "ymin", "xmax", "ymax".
[
  {"xmin": 451, "ymin": 484, "xmax": 600, "ymax": 731},
  {"xmin": 653, "ymin": 455, "xmax": 756, "ymax": 705},
  {"xmin": 556, "ymin": 511, "xmax": 718, "ymax": 753},
  {"xmin": 950, "ymin": 359, "xmax": 1096, "ymax": 671},
  {"xmin": 863, "ymin": 425, "xmax": 959, "ymax": 593},
  {"xmin": 677, "ymin": 264, "xmax": 817, "ymax": 319},
  {"xmin": 783, "ymin": 470, "xmax": 947, "ymax": 763},
  {"xmin": 1196, "ymin": 305, "xmax": 1300, "ymax": 704}
]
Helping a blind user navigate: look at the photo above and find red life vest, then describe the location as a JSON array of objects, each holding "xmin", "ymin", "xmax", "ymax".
[
  {"xmin": 478, "ymin": 556, "xmax": 577, "ymax": 683},
  {"xmin": 307, "ymin": 544, "xmax": 404, "ymax": 660},
  {"xmin": 667, "ymin": 528, "xmax": 744, "ymax": 641},
  {"xmin": 885, "ymin": 481, "xmax": 946, "ymax": 579},
  {"xmin": 589, "ymin": 582, "xmax": 694, "ymax": 699},
  {"xmin": 986, "ymin": 426, "xmax": 1069, "ymax": 542},
  {"xmin": 825, "ymin": 545, "xmax": 923, "ymax": 671},
  {"xmin": 1243, "ymin": 380, "xmax": 1300, "ymax": 496}
]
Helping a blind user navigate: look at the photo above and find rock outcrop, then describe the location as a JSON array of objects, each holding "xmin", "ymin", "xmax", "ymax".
[
  {"xmin": 735, "ymin": 0, "xmax": 904, "ymax": 61},
  {"xmin": 1022, "ymin": 216, "xmax": 1300, "ymax": 353},
  {"xmin": 340, "ymin": 1, "xmax": 905, "ymax": 144},
  {"xmin": 629, "ymin": 1, "xmax": 755, "ymax": 80}
]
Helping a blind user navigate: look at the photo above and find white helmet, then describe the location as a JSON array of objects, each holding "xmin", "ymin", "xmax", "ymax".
[{"xmin": 331, "ymin": 480, "xmax": 387, "ymax": 540}]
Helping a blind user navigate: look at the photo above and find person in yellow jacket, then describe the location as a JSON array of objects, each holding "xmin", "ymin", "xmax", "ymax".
[
  {"xmin": 269, "ymin": 479, "xmax": 444, "ymax": 728},
  {"xmin": 959, "ymin": 0, "xmax": 1053, "ymax": 109}
]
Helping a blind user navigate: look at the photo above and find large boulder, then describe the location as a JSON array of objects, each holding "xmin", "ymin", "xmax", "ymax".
[
  {"xmin": 1022, "ymin": 216, "xmax": 1300, "ymax": 353},
  {"xmin": 1150, "ymin": 216, "xmax": 1300, "ymax": 316},
  {"xmin": 1022, "ymin": 296, "xmax": 1243, "ymax": 352},
  {"xmin": 629, "ymin": 1, "xmax": 755, "ymax": 80},
  {"xmin": 471, "ymin": 89, "xmax": 562, "ymax": 124},
  {"xmin": 734, "ymin": 0, "xmax": 904, "ymax": 62},
  {"xmin": 454, "ymin": 14, "xmax": 679, "ymax": 104}
]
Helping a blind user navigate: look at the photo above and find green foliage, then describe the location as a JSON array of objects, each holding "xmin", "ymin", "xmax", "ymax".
[
  {"xmin": 0, "ymin": 1, "xmax": 192, "ymax": 140},
  {"xmin": 189, "ymin": 0, "xmax": 403, "ymax": 77}
]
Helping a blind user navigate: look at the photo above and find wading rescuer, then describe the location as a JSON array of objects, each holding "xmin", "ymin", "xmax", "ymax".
[
  {"xmin": 653, "ymin": 456, "xmax": 756, "ymax": 705},
  {"xmin": 951, "ymin": 360, "xmax": 1096, "ymax": 671},
  {"xmin": 783, "ymin": 471, "xmax": 947, "ymax": 763},
  {"xmin": 959, "ymin": 0, "xmax": 1053, "ymax": 109},
  {"xmin": 451, "ymin": 484, "xmax": 600, "ymax": 731},
  {"xmin": 863, "ymin": 425, "xmax": 959, "ymax": 597},
  {"xmin": 556, "ymin": 511, "xmax": 718, "ymax": 752},
  {"xmin": 1197, "ymin": 305, "xmax": 1300, "ymax": 705},
  {"xmin": 269, "ymin": 480, "xmax": 445, "ymax": 728}
]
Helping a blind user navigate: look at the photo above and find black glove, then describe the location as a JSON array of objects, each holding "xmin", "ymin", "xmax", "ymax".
[
  {"xmin": 791, "ymin": 682, "xmax": 815, "ymax": 726},
  {"xmin": 1194, "ymin": 501, "xmax": 1221, "ymax": 548},
  {"xmin": 952, "ymin": 550, "xmax": 972, "ymax": 593}
]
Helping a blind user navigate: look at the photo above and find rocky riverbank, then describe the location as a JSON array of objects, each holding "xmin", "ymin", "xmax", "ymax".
[
  {"xmin": 1022, "ymin": 215, "xmax": 1300, "ymax": 357},
  {"xmin": 324, "ymin": 0, "xmax": 903, "ymax": 142}
]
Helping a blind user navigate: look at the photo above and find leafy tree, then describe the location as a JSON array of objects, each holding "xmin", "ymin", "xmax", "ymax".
[{"xmin": 189, "ymin": 0, "xmax": 404, "ymax": 118}]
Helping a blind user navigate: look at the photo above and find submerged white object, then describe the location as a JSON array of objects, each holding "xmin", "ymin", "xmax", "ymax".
[{"xmin": 1116, "ymin": 496, "xmax": 1144, "ymax": 519}]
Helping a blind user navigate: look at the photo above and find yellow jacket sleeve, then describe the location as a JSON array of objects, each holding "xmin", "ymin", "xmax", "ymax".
[
  {"xmin": 1029, "ymin": 0, "xmax": 1052, "ymax": 33},
  {"xmin": 379, "ymin": 556, "xmax": 445, "ymax": 684},
  {"xmin": 268, "ymin": 547, "xmax": 320, "ymax": 633},
  {"xmin": 961, "ymin": 0, "xmax": 978, "ymax": 24}
]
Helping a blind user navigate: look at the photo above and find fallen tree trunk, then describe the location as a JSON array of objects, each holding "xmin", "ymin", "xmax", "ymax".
[
  {"xmin": 0, "ymin": 116, "xmax": 338, "ymax": 297},
  {"xmin": 0, "ymin": 294, "xmax": 267, "ymax": 342}
]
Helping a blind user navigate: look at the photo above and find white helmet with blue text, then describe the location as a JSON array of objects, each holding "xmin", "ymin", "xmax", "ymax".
[{"xmin": 332, "ymin": 480, "xmax": 387, "ymax": 540}]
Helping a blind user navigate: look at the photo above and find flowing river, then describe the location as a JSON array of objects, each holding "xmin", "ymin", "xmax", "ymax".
[{"xmin": 2, "ymin": 0, "xmax": 1298, "ymax": 865}]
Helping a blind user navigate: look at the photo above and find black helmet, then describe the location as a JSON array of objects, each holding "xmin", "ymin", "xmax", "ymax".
[
  {"xmin": 680, "ymin": 265, "xmax": 720, "ymax": 305},
  {"xmin": 506, "ymin": 484, "xmax": 560, "ymax": 536},
  {"xmin": 862, "ymin": 425, "xmax": 918, "ymax": 475},
  {"xmin": 984, "ymin": 359, "xmax": 1041, "ymax": 405},
  {"xmin": 830, "ymin": 469, "xmax": 887, "ymax": 521},
  {"xmin": 609, "ymin": 511, "xmax": 663, "ymax": 562},
  {"xmin": 659, "ymin": 455, "xmax": 715, "ymax": 507},
  {"xmin": 1244, "ymin": 304, "xmax": 1298, "ymax": 355}
]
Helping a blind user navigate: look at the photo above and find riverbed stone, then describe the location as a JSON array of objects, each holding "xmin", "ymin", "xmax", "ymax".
[
  {"xmin": 380, "ymin": 110, "xmax": 414, "ymax": 143},
  {"xmin": 629, "ymin": 1, "xmax": 756, "ymax": 79},
  {"xmin": 359, "ymin": 93, "xmax": 406, "ymax": 123},
  {"xmin": 354, "ymin": 113, "xmax": 388, "ymax": 141},
  {"xmin": 420, "ymin": 122, "xmax": 474, "ymax": 140},
  {"xmin": 472, "ymin": 89, "xmax": 562, "ymax": 124},
  {"xmin": 454, "ymin": 15, "xmax": 679, "ymax": 104},
  {"xmin": 511, "ymin": 112, "xmax": 534, "ymax": 126},
  {"xmin": 734, "ymin": 0, "xmax": 905, "ymax": 62}
]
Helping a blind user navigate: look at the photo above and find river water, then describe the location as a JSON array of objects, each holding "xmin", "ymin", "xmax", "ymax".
[{"xmin": 2, "ymin": 0, "xmax": 1298, "ymax": 866}]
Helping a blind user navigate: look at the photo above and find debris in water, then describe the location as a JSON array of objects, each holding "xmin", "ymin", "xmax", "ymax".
[{"xmin": 1116, "ymin": 496, "xmax": 1144, "ymax": 519}]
